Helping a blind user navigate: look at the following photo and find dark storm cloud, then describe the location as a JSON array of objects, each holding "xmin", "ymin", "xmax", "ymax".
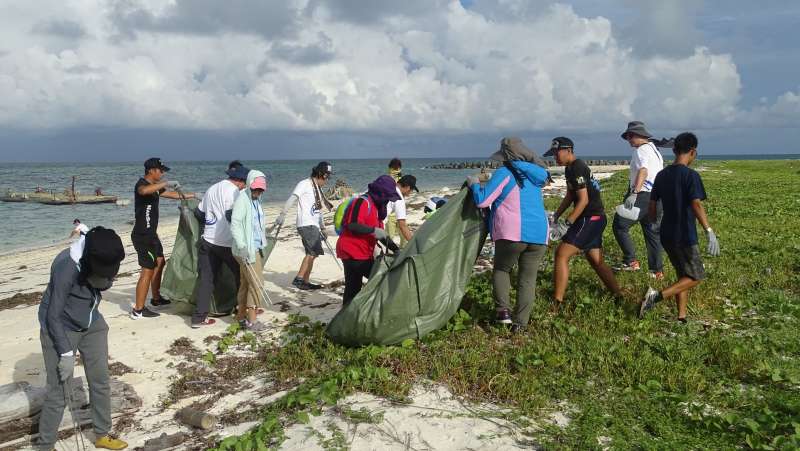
[
  {"xmin": 270, "ymin": 33, "xmax": 335, "ymax": 65},
  {"xmin": 31, "ymin": 19, "xmax": 87, "ymax": 39},
  {"xmin": 109, "ymin": 0, "xmax": 300, "ymax": 40}
]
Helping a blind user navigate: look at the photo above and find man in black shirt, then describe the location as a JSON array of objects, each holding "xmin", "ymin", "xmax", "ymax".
[
  {"xmin": 131, "ymin": 158, "xmax": 194, "ymax": 319},
  {"xmin": 544, "ymin": 137, "xmax": 621, "ymax": 312}
]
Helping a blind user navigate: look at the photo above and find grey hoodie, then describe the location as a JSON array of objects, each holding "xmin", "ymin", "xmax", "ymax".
[{"xmin": 37, "ymin": 239, "xmax": 102, "ymax": 355}]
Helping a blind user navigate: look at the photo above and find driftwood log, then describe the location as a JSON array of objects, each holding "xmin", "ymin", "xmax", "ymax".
[
  {"xmin": 143, "ymin": 431, "xmax": 187, "ymax": 451},
  {"xmin": 0, "ymin": 377, "xmax": 141, "ymax": 448}
]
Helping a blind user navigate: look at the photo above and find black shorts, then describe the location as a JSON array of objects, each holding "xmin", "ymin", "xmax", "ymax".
[
  {"xmin": 297, "ymin": 226, "xmax": 324, "ymax": 257},
  {"xmin": 663, "ymin": 243, "xmax": 705, "ymax": 281},
  {"xmin": 131, "ymin": 233, "xmax": 164, "ymax": 269},
  {"xmin": 562, "ymin": 215, "xmax": 606, "ymax": 251}
]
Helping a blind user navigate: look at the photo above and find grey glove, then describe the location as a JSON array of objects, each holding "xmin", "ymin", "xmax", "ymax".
[
  {"xmin": 58, "ymin": 354, "xmax": 75, "ymax": 383},
  {"xmin": 624, "ymin": 193, "xmax": 637, "ymax": 210},
  {"xmin": 550, "ymin": 219, "xmax": 571, "ymax": 241},
  {"xmin": 165, "ymin": 180, "xmax": 181, "ymax": 190},
  {"xmin": 373, "ymin": 228, "xmax": 388, "ymax": 240},
  {"xmin": 274, "ymin": 213, "xmax": 285, "ymax": 228},
  {"xmin": 706, "ymin": 228, "xmax": 720, "ymax": 256},
  {"xmin": 466, "ymin": 175, "xmax": 480, "ymax": 186}
]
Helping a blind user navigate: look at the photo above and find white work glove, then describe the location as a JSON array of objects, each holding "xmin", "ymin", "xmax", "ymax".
[
  {"xmin": 165, "ymin": 180, "xmax": 181, "ymax": 190},
  {"xmin": 550, "ymin": 219, "xmax": 571, "ymax": 241},
  {"xmin": 624, "ymin": 192, "xmax": 637, "ymax": 210},
  {"xmin": 706, "ymin": 228, "xmax": 720, "ymax": 256},
  {"xmin": 466, "ymin": 175, "xmax": 480, "ymax": 186},
  {"xmin": 58, "ymin": 354, "xmax": 75, "ymax": 383},
  {"xmin": 373, "ymin": 228, "xmax": 388, "ymax": 240}
]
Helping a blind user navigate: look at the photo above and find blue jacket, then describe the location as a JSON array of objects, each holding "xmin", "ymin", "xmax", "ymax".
[{"xmin": 470, "ymin": 161, "xmax": 549, "ymax": 244}]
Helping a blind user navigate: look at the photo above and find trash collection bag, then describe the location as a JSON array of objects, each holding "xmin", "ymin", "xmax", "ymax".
[{"xmin": 326, "ymin": 188, "xmax": 487, "ymax": 346}]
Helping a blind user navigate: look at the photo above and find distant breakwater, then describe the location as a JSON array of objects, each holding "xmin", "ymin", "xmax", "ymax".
[{"xmin": 424, "ymin": 159, "xmax": 629, "ymax": 169}]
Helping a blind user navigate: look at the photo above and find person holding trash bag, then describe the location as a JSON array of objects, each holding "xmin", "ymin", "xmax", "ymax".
[
  {"xmin": 336, "ymin": 175, "xmax": 401, "ymax": 306},
  {"xmin": 467, "ymin": 137, "xmax": 550, "ymax": 333},
  {"xmin": 231, "ymin": 169, "xmax": 270, "ymax": 332},
  {"xmin": 36, "ymin": 227, "xmax": 128, "ymax": 450}
]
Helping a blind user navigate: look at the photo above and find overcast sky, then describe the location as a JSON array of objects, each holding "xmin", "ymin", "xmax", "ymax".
[{"xmin": 1, "ymin": 0, "xmax": 798, "ymax": 162}]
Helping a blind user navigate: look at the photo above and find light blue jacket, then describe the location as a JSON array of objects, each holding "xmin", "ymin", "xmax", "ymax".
[{"xmin": 231, "ymin": 170, "xmax": 268, "ymax": 263}]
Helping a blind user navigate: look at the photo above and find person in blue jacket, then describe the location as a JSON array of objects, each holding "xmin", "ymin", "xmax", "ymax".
[
  {"xmin": 37, "ymin": 227, "xmax": 128, "ymax": 450},
  {"xmin": 467, "ymin": 137, "xmax": 550, "ymax": 332}
]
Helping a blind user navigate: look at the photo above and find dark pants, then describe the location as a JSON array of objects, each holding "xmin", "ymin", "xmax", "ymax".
[
  {"xmin": 38, "ymin": 317, "xmax": 110, "ymax": 448},
  {"xmin": 342, "ymin": 259, "xmax": 374, "ymax": 306},
  {"xmin": 194, "ymin": 238, "xmax": 240, "ymax": 323},
  {"xmin": 612, "ymin": 191, "xmax": 664, "ymax": 272},
  {"xmin": 492, "ymin": 240, "xmax": 547, "ymax": 326}
]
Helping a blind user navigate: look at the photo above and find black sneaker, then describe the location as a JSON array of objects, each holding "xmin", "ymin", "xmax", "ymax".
[
  {"xmin": 510, "ymin": 323, "xmax": 526, "ymax": 334},
  {"xmin": 496, "ymin": 309, "xmax": 512, "ymax": 325},
  {"xmin": 291, "ymin": 277, "xmax": 304, "ymax": 288},
  {"xmin": 305, "ymin": 282, "xmax": 323, "ymax": 290},
  {"xmin": 150, "ymin": 297, "xmax": 172, "ymax": 308},
  {"xmin": 130, "ymin": 307, "xmax": 160, "ymax": 319}
]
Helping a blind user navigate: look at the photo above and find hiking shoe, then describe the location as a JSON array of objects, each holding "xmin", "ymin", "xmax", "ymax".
[
  {"xmin": 130, "ymin": 307, "xmax": 159, "ymax": 319},
  {"xmin": 613, "ymin": 260, "xmax": 641, "ymax": 272},
  {"xmin": 191, "ymin": 318, "xmax": 216, "ymax": 328},
  {"xmin": 296, "ymin": 281, "xmax": 323, "ymax": 290},
  {"xmin": 150, "ymin": 297, "xmax": 172, "ymax": 308},
  {"xmin": 95, "ymin": 435, "xmax": 128, "ymax": 450},
  {"xmin": 510, "ymin": 323, "xmax": 526, "ymax": 334},
  {"xmin": 291, "ymin": 277, "xmax": 304, "ymax": 287},
  {"xmin": 648, "ymin": 271, "xmax": 664, "ymax": 280},
  {"xmin": 639, "ymin": 287, "xmax": 661, "ymax": 319},
  {"xmin": 496, "ymin": 309, "xmax": 512, "ymax": 325}
]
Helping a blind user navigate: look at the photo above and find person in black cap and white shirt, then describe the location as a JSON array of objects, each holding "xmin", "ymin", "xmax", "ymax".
[
  {"xmin": 386, "ymin": 174, "xmax": 419, "ymax": 246},
  {"xmin": 37, "ymin": 227, "xmax": 129, "ymax": 450},
  {"xmin": 274, "ymin": 162, "xmax": 333, "ymax": 290},
  {"xmin": 191, "ymin": 164, "xmax": 249, "ymax": 328},
  {"xmin": 613, "ymin": 121, "xmax": 665, "ymax": 279},
  {"xmin": 130, "ymin": 158, "xmax": 194, "ymax": 320}
]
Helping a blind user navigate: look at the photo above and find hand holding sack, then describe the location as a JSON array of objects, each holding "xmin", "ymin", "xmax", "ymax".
[
  {"xmin": 624, "ymin": 193, "xmax": 637, "ymax": 210},
  {"xmin": 165, "ymin": 180, "xmax": 181, "ymax": 190},
  {"xmin": 550, "ymin": 219, "xmax": 571, "ymax": 241}
]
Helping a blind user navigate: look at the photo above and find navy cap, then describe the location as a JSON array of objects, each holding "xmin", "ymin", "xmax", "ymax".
[{"xmin": 144, "ymin": 157, "xmax": 170, "ymax": 172}]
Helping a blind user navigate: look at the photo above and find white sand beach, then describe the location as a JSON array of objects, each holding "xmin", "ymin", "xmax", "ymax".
[{"xmin": 0, "ymin": 167, "xmax": 623, "ymax": 450}]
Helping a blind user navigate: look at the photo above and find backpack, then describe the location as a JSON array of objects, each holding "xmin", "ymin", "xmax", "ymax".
[{"xmin": 334, "ymin": 195, "xmax": 371, "ymax": 235}]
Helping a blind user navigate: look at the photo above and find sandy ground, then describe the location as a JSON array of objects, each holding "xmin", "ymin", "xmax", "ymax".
[{"xmin": 0, "ymin": 168, "xmax": 621, "ymax": 450}]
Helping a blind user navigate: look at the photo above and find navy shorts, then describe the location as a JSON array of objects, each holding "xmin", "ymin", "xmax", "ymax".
[{"xmin": 562, "ymin": 215, "xmax": 606, "ymax": 251}]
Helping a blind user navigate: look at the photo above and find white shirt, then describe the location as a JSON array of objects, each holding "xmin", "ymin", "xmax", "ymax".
[
  {"xmin": 629, "ymin": 142, "xmax": 664, "ymax": 192},
  {"xmin": 199, "ymin": 180, "xmax": 241, "ymax": 247},
  {"xmin": 386, "ymin": 187, "xmax": 407, "ymax": 220},
  {"xmin": 74, "ymin": 223, "xmax": 89, "ymax": 235},
  {"xmin": 292, "ymin": 178, "xmax": 323, "ymax": 228}
]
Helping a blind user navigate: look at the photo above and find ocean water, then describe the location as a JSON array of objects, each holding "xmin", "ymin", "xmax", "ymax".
[{"xmin": 0, "ymin": 154, "xmax": 795, "ymax": 254}]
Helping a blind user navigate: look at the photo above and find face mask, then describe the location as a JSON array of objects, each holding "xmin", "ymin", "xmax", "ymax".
[{"xmin": 87, "ymin": 274, "xmax": 113, "ymax": 291}]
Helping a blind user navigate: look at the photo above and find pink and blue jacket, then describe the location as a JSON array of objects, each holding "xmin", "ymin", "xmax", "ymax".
[{"xmin": 469, "ymin": 162, "xmax": 549, "ymax": 244}]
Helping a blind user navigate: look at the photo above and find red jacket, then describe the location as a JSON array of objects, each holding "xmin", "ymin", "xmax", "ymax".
[{"xmin": 336, "ymin": 195, "xmax": 382, "ymax": 260}]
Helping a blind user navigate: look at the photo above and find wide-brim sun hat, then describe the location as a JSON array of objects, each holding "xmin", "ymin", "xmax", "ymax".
[{"xmin": 621, "ymin": 121, "xmax": 653, "ymax": 140}]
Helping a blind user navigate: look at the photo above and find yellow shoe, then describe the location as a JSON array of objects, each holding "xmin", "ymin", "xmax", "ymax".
[{"xmin": 95, "ymin": 435, "xmax": 128, "ymax": 450}]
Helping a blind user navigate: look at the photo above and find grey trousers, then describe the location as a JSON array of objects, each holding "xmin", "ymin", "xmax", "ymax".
[
  {"xmin": 612, "ymin": 191, "xmax": 664, "ymax": 272},
  {"xmin": 492, "ymin": 240, "xmax": 547, "ymax": 326},
  {"xmin": 38, "ymin": 317, "xmax": 111, "ymax": 447}
]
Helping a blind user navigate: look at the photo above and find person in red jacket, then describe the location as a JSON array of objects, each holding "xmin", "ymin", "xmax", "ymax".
[{"xmin": 336, "ymin": 175, "xmax": 401, "ymax": 306}]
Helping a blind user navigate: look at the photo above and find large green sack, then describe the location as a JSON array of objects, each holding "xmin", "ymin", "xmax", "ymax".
[
  {"xmin": 161, "ymin": 198, "xmax": 278, "ymax": 315},
  {"xmin": 326, "ymin": 188, "xmax": 487, "ymax": 346}
]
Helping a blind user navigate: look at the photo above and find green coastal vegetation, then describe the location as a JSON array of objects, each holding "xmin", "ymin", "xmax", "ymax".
[{"xmin": 168, "ymin": 160, "xmax": 799, "ymax": 450}]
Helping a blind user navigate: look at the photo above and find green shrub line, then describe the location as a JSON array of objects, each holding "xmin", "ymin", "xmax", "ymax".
[{"xmin": 208, "ymin": 160, "xmax": 800, "ymax": 450}]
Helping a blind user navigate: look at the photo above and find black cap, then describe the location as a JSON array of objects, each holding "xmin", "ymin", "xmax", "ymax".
[
  {"xmin": 312, "ymin": 161, "xmax": 333, "ymax": 178},
  {"xmin": 84, "ymin": 227, "xmax": 125, "ymax": 279},
  {"xmin": 227, "ymin": 165, "xmax": 250, "ymax": 181},
  {"xmin": 144, "ymin": 157, "xmax": 170, "ymax": 172},
  {"xmin": 543, "ymin": 137, "xmax": 574, "ymax": 157},
  {"xmin": 397, "ymin": 174, "xmax": 419, "ymax": 192}
]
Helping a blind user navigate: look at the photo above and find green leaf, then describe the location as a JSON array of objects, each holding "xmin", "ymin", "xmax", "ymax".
[
  {"xmin": 401, "ymin": 338, "xmax": 415, "ymax": 348},
  {"xmin": 295, "ymin": 411, "xmax": 310, "ymax": 424}
]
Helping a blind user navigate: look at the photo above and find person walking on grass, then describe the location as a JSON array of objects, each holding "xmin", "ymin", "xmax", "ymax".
[
  {"xmin": 468, "ymin": 137, "xmax": 550, "ymax": 332},
  {"xmin": 192, "ymin": 165, "xmax": 249, "ymax": 328},
  {"xmin": 131, "ymin": 158, "xmax": 193, "ymax": 320},
  {"xmin": 275, "ymin": 162, "xmax": 333, "ymax": 290},
  {"xmin": 231, "ymin": 170, "xmax": 269, "ymax": 332},
  {"xmin": 612, "ymin": 121, "xmax": 665, "ymax": 279},
  {"xmin": 545, "ymin": 137, "xmax": 622, "ymax": 313},
  {"xmin": 336, "ymin": 175, "xmax": 400, "ymax": 306},
  {"xmin": 385, "ymin": 174, "xmax": 419, "ymax": 247},
  {"xmin": 37, "ymin": 227, "xmax": 128, "ymax": 450},
  {"xmin": 639, "ymin": 132, "xmax": 720, "ymax": 321}
]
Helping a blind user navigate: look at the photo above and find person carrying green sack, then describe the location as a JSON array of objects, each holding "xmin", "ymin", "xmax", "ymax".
[{"xmin": 231, "ymin": 170, "xmax": 270, "ymax": 332}]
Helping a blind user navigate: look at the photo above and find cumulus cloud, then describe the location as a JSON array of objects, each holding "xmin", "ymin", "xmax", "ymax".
[{"xmin": 0, "ymin": 0, "xmax": 796, "ymax": 132}]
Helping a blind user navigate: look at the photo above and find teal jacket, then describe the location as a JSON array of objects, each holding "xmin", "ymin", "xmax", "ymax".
[{"xmin": 231, "ymin": 169, "xmax": 268, "ymax": 263}]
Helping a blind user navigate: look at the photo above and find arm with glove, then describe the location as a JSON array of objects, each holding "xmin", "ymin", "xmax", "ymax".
[
  {"xmin": 270, "ymin": 194, "xmax": 296, "ymax": 235},
  {"xmin": 43, "ymin": 264, "xmax": 78, "ymax": 382},
  {"xmin": 691, "ymin": 198, "xmax": 720, "ymax": 256}
]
